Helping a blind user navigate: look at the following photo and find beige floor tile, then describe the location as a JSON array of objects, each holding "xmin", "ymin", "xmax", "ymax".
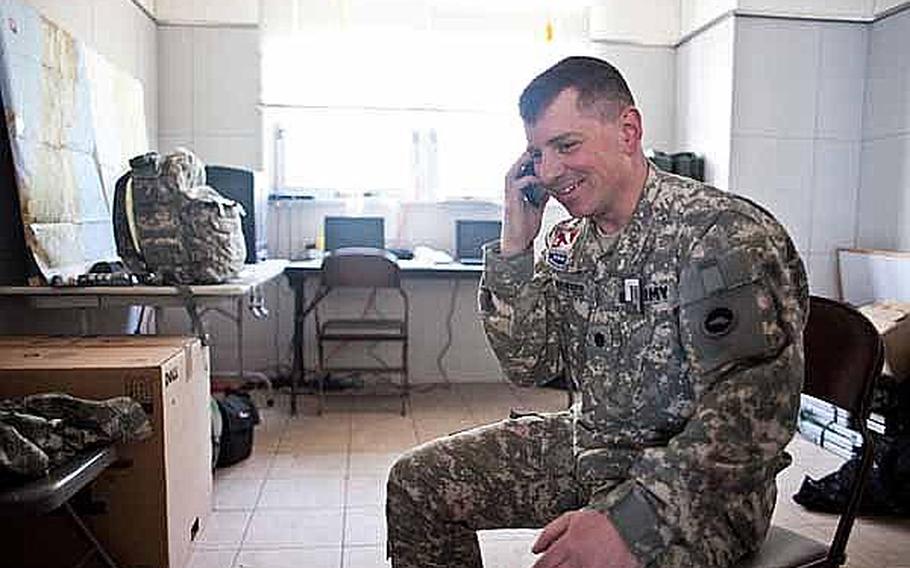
[
  {"xmin": 258, "ymin": 476, "xmax": 346, "ymax": 509},
  {"xmin": 214, "ymin": 478, "xmax": 264, "ymax": 510},
  {"xmin": 413, "ymin": 417, "xmax": 480, "ymax": 442},
  {"xmin": 350, "ymin": 427, "xmax": 418, "ymax": 452},
  {"xmin": 235, "ymin": 547, "xmax": 342, "ymax": 568},
  {"xmin": 269, "ymin": 451, "xmax": 348, "ymax": 478},
  {"xmin": 244, "ymin": 509, "xmax": 344, "ymax": 547},
  {"xmin": 345, "ymin": 506, "xmax": 387, "ymax": 546},
  {"xmin": 196, "ymin": 510, "xmax": 252, "ymax": 547},
  {"xmin": 208, "ymin": 383, "xmax": 910, "ymax": 567},
  {"xmin": 348, "ymin": 452, "xmax": 401, "ymax": 476},
  {"xmin": 343, "ymin": 545, "xmax": 391, "ymax": 568},
  {"xmin": 278, "ymin": 429, "xmax": 350, "ymax": 449},
  {"xmin": 186, "ymin": 548, "xmax": 238, "ymax": 568},
  {"xmin": 285, "ymin": 412, "xmax": 352, "ymax": 430},
  {"xmin": 215, "ymin": 454, "xmax": 273, "ymax": 481},
  {"xmin": 346, "ymin": 474, "xmax": 389, "ymax": 508}
]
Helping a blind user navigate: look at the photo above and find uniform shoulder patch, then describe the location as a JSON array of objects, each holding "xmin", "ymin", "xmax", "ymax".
[{"xmin": 545, "ymin": 222, "xmax": 581, "ymax": 271}]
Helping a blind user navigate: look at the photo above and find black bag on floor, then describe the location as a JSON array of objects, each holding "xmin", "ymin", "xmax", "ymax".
[{"xmin": 215, "ymin": 391, "xmax": 260, "ymax": 468}]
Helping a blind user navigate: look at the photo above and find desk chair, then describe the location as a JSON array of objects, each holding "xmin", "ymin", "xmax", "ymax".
[
  {"xmin": 738, "ymin": 295, "xmax": 883, "ymax": 568},
  {"xmin": 314, "ymin": 247, "xmax": 409, "ymax": 415},
  {"xmin": 0, "ymin": 446, "xmax": 120, "ymax": 568}
]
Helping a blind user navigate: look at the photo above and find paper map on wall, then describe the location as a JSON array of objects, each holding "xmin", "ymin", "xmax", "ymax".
[{"xmin": 0, "ymin": 0, "xmax": 148, "ymax": 283}]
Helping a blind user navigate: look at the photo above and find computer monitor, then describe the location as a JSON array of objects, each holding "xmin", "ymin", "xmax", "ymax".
[
  {"xmin": 324, "ymin": 216, "xmax": 385, "ymax": 252},
  {"xmin": 206, "ymin": 165, "xmax": 268, "ymax": 263},
  {"xmin": 455, "ymin": 220, "xmax": 501, "ymax": 264}
]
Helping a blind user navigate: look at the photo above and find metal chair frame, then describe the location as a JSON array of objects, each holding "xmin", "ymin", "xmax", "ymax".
[
  {"xmin": 313, "ymin": 248, "xmax": 410, "ymax": 415},
  {"xmin": 739, "ymin": 295, "xmax": 883, "ymax": 568}
]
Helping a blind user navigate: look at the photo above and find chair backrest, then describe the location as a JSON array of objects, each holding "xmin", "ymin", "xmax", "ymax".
[
  {"xmin": 802, "ymin": 295, "xmax": 884, "ymax": 565},
  {"xmin": 804, "ymin": 296, "xmax": 882, "ymax": 417},
  {"xmin": 321, "ymin": 247, "xmax": 401, "ymax": 289}
]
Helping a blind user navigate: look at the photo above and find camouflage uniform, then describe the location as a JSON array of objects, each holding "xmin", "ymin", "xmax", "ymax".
[
  {"xmin": 114, "ymin": 149, "xmax": 247, "ymax": 285},
  {"xmin": 386, "ymin": 166, "xmax": 808, "ymax": 567},
  {"xmin": 0, "ymin": 394, "xmax": 151, "ymax": 483}
]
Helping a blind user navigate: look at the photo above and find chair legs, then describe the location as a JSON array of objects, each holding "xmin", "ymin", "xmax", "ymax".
[
  {"xmin": 400, "ymin": 339, "xmax": 409, "ymax": 416},
  {"xmin": 64, "ymin": 501, "xmax": 120, "ymax": 568}
]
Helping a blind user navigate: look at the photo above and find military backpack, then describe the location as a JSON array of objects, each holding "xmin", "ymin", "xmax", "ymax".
[{"xmin": 113, "ymin": 149, "xmax": 246, "ymax": 284}]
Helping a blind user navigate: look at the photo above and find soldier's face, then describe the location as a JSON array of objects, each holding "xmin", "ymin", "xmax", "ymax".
[{"xmin": 524, "ymin": 88, "xmax": 636, "ymax": 220}]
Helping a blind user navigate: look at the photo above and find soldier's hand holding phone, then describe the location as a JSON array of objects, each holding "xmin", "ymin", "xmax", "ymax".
[{"xmin": 502, "ymin": 152, "xmax": 548, "ymax": 257}]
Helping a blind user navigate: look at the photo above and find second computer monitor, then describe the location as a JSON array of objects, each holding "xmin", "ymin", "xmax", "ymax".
[
  {"xmin": 324, "ymin": 216, "xmax": 385, "ymax": 252},
  {"xmin": 455, "ymin": 220, "xmax": 501, "ymax": 264}
]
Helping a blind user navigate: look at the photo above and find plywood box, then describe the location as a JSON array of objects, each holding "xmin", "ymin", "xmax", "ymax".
[
  {"xmin": 0, "ymin": 336, "xmax": 212, "ymax": 568},
  {"xmin": 858, "ymin": 301, "xmax": 910, "ymax": 381}
]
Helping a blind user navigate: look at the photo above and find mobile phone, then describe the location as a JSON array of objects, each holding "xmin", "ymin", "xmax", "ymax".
[{"xmin": 517, "ymin": 161, "xmax": 546, "ymax": 207}]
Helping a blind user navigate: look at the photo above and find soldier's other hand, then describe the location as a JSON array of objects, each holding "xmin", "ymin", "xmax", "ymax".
[
  {"xmin": 502, "ymin": 151, "xmax": 548, "ymax": 257},
  {"xmin": 530, "ymin": 510, "xmax": 640, "ymax": 568}
]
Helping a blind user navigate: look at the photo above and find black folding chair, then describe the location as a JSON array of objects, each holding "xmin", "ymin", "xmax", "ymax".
[
  {"xmin": 739, "ymin": 296, "xmax": 883, "ymax": 568},
  {"xmin": 0, "ymin": 446, "xmax": 120, "ymax": 568},
  {"xmin": 314, "ymin": 247, "xmax": 410, "ymax": 415}
]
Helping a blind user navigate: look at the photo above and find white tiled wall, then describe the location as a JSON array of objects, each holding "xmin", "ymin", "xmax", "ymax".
[
  {"xmin": 857, "ymin": 8, "xmax": 910, "ymax": 251},
  {"xmin": 737, "ymin": 0, "xmax": 874, "ymax": 19},
  {"xmin": 680, "ymin": 0, "xmax": 737, "ymax": 38},
  {"xmin": 730, "ymin": 16, "xmax": 867, "ymax": 297},
  {"xmin": 594, "ymin": 43, "xmax": 677, "ymax": 153},
  {"xmin": 157, "ymin": 24, "xmax": 261, "ymax": 169},
  {"xmin": 874, "ymin": 0, "xmax": 910, "ymax": 15},
  {"xmin": 156, "ymin": 0, "xmax": 257, "ymax": 25},
  {"xmin": 676, "ymin": 15, "xmax": 734, "ymax": 189},
  {"xmin": 587, "ymin": 0, "xmax": 680, "ymax": 45}
]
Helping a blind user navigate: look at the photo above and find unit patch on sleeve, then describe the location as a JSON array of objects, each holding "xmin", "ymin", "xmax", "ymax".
[{"xmin": 546, "ymin": 225, "xmax": 581, "ymax": 271}]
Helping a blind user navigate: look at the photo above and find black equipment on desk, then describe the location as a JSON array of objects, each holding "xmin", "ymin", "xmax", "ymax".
[
  {"xmin": 206, "ymin": 165, "xmax": 268, "ymax": 263},
  {"xmin": 324, "ymin": 216, "xmax": 385, "ymax": 252},
  {"xmin": 455, "ymin": 220, "xmax": 501, "ymax": 265}
]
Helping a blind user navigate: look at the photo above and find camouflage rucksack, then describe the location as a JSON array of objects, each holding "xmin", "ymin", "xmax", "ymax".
[{"xmin": 113, "ymin": 149, "xmax": 246, "ymax": 284}]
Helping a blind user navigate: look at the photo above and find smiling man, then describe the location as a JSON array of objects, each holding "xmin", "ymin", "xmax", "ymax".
[{"xmin": 386, "ymin": 57, "xmax": 809, "ymax": 568}]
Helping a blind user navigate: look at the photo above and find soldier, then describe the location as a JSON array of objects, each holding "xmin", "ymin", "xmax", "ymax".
[{"xmin": 386, "ymin": 56, "xmax": 808, "ymax": 568}]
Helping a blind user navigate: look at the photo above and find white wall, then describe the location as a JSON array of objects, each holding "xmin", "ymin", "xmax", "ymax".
[
  {"xmin": 676, "ymin": 15, "xmax": 734, "ymax": 189},
  {"xmin": 593, "ymin": 43, "xmax": 677, "ymax": 152},
  {"xmin": 156, "ymin": 0, "xmax": 257, "ymax": 25},
  {"xmin": 875, "ymin": 0, "xmax": 910, "ymax": 15},
  {"xmin": 730, "ymin": 16, "xmax": 867, "ymax": 298},
  {"xmin": 856, "ymin": 8, "xmax": 910, "ymax": 251},
  {"xmin": 157, "ymin": 24, "xmax": 261, "ymax": 169},
  {"xmin": 737, "ymin": 0, "xmax": 874, "ymax": 19},
  {"xmin": 588, "ymin": 0, "xmax": 680, "ymax": 45},
  {"xmin": 680, "ymin": 0, "xmax": 737, "ymax": 38}
]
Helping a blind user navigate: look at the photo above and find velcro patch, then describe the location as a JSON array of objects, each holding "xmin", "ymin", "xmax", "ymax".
[
  {"xmin": 547, "ymin": 249, "xmax": 569, "ymax": 270},
  {"xmin": 550, "ymin": 226, "xmax": 581, "ymax": 248}
]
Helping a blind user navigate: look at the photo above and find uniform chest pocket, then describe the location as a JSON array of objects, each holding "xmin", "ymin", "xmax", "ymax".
[{"xmin": 553, "ymin": 272, "xmax": 593, "ymax": 320}]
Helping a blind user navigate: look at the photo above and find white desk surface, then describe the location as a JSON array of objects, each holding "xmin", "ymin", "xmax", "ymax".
[
  {"xmin": 0, "ymin": 259, "xmax": 289, "ymax": 298},
  {"xmin": 285, "ymin": 258, "xmax": 483, "ymax": 278}
]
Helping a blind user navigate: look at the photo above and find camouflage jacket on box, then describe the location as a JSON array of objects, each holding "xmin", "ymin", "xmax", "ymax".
[
  {"xmin": 479, "ymin": 166, "xmax": 809, "ymax": 567},
  {"xmin": 0, "ymin": 394, "xmax": 151, "ymax": 484}
]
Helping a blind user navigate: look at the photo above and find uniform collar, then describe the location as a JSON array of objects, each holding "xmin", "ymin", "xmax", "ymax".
[{"xmin": 577, "ymin": 164, "xmax": 662, "ymax": 273}]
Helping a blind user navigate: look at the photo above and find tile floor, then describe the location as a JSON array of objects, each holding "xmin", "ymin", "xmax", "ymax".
[{"xmin": 189, "ymin": 383, "xmax": 910, "ymax": 568}]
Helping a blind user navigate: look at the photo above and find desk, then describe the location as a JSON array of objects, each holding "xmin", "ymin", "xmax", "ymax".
[
  {"xmin": 0, "ymin": 259, "xmax": 288, "ymax": 382},
  {"xmin": 284, "ymin": 259, "xmax": 483, "ymax": 414}
]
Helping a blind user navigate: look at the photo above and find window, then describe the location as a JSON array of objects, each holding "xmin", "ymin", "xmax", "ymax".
[{"xmin": 261, "ymin": 1, "xmax": 592, "ymax": 202}]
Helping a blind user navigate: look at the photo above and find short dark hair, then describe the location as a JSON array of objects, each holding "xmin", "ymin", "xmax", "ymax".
[{"xmin": 519, "ymin": 56, "xmax": 635, "ymax": 124}]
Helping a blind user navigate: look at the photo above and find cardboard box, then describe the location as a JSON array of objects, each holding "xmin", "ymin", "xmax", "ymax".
[
  {"xmin": 858, "ymin": 300, "xmax": 910, "ymax": 381},
  {"xmin": 0, "ymin": 336, "xmax": 212, "ymax": 568}
]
